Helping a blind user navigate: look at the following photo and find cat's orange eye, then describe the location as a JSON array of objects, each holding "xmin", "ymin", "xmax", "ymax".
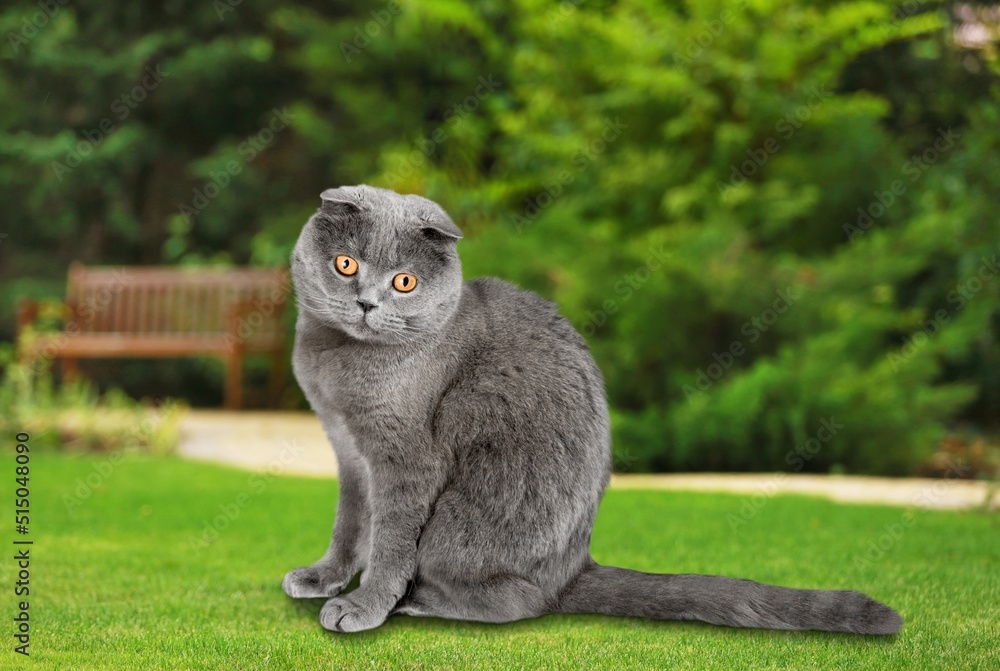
[
  {"xmin": 334, "ymin": 255, "xmax": 358, "ymax": 276},
  {"xmin": 393, "ymin": 273, "xmax": 417, "ymax": 293}
]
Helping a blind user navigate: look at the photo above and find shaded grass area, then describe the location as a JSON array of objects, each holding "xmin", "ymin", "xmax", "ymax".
[{"xmin": 4, "ymin": 453, "xmax": 998, "ymax": 670}]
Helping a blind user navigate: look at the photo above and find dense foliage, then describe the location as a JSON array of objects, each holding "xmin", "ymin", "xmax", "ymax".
[{"xmin": 1, "ymin": 0, "xmax": 998, "ymax": 474}]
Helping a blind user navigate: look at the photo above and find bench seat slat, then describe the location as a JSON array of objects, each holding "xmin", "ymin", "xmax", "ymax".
[{"xmin": 19, "ymin": 334, "xmax": 272, "ymax": 358}]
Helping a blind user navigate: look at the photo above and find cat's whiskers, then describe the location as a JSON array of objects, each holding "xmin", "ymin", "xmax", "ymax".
[
  {"xmin": 294, "ymin": 286, "xmax": 338, "ymax": 305},
  {"xmin": 295, "ymin": 288, "xmax": 350, "ymax": 318},
  {"xmin": 385, "ymin": 322, "xmax": 427, "ymax": 346}
]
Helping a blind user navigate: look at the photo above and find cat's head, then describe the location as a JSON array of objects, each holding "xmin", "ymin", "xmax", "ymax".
[{"xmin": 291, "ymin": 185, "xmax": 464, "ymax": 345}]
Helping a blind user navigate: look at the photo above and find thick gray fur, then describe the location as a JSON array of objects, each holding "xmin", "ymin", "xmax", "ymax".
[{"xmin": 283, "ymin": 185, "xmax": 903, "ymax": 636}]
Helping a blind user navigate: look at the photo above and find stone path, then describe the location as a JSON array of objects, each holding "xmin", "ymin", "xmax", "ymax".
[
  {"xmin": 178, "ymin": 410, "xmax": 337, "ymax": 478},
  {"xmin": 178, "ymin": 410, "xmax": 998, "ymax": 510},
  {"xmin": 609, "ymin": 473, "xmax": 997, "ymax": 510}
]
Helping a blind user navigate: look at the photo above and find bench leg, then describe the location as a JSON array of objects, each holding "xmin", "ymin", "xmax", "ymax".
[
  {"xmin": 224, "ymin": 353, "xmax": 243, "ymax": 410},
  {"xmin": 62, "ymin": 358, "xmax": 81, "ymax": 382}
]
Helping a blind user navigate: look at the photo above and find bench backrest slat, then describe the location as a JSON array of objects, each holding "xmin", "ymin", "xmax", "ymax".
[{"xmin": 65, "ymin": 264, "xmax": 289, "ymax": 346}]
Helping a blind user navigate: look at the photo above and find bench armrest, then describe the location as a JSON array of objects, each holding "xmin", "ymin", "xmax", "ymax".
[
  {"xmin": 16, "ymin": 299, "xmax": 40, "ymax": 338},
  {"xmin": 17, "ymin": 299, "xmax": 76, "ymax": 333}
]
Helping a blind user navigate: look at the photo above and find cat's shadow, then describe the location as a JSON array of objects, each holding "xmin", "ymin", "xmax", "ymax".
[{"xmin": 284, "ymin": 578, "xmax": 900, "ymax": 643}]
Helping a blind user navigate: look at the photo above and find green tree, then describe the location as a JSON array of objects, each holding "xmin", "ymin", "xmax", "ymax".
[{"xmin": 3, "ymin": 0, "xmax": 997, "ymax": 473}]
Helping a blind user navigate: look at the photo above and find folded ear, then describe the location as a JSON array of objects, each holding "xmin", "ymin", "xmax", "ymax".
[
  {"xmin": 418, "ymin": 201, "xmax": 463, "ymax": 242},
  {"xmin": 419, "ymin": 216, "xmax": 463, "ymax": 242},
  {"xmin": 319, "ymin": 187, "xmax": 362, "ymax": 215}
]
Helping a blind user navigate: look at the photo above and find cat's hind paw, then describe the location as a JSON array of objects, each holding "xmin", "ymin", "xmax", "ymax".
[{"xmin": 282, "ymin": 566, "xmax": 350, "ymax": 599}]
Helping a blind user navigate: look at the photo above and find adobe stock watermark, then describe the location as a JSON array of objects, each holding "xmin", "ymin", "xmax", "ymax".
[
  {"xmin": 726, "ymin": 417, "xmax": 844, "ymax": 531},
  {"xmin": 214, "ymin": 0, "xmax": 244, "ymax": 20},
  {"xmin": 613, "ymin": 444, "xmax": 639, "ymax": 471},
  {"xmin": 178, "ymin": 107, "xmax": 293, "ymax": 223},
  {"xmin": 509, "ymin": 117, "xmax": 628, "ymax": 230},
  {"xmin": 844, "ymin": 127, "xmax": 960, "ymax": 242},
  {"xmin": 878, "ymin": 0, "xmax": 933, "ymax": 38},
  {"xmin": 224, "ymin": 274, "xmax": 293, "ymax": 353},
  {"xmin": 716, "ymin": 83, "xmax": 833, "ymax": 200},
  {"xmin": 189, "ymin": 441, "xmax": 303, "ymax": 550},
  {"xmin": 683, "ymin": 286, "xmax": 801, "ymax": 400},
  {"xmin": 18, "ymin": 270, "xmax": 129, "ymax": 381},
  {"xmin": 383, "ymin": 75, "xmax": 502, "ymax": 187},
  {"xmin": 546, "ymin": 0, "xmax": 584, "ymax": 27},
  {"xmin": 579, "ymin": 244, "xmax": 670, "ymax": 338},
  {"xmin": 6, "ymin": 0, "xmax": 71, "ymax": 55},
  {"xmin": 887, "ymin": 253, "xmax": 999, "ymax": 372},
  {"xmin": 51, "ymin": 64, "xmax": 168, "ymax": 181},
  {"xmin": 851, "ymin": 456, "xmax": 970, "ymax": 569},
  {"xmin": 339, "ymin": 0, "xmax": 403, "ymax": 63},
  {"xmin": 672, "ymin": 0, "xmax": 750, "ymax": 66}
]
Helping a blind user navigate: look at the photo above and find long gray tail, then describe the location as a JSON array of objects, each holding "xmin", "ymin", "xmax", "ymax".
[{"xmin": 555, "ymin": 562, "xmax": 902, "ymax": 635}]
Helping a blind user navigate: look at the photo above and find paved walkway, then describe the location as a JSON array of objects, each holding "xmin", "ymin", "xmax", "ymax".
[
  {"xmin": 178, "ymin": 410, "xmax": 998, "ymax": 510},
  {"xmin": 178, "ymin": 410, "xmax": 338, "ymax": 477}
]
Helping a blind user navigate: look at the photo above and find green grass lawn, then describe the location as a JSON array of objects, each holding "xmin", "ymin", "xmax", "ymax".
[{"xmin": 4, "ymin": 453, "xmax": 998, "ymax": 670}]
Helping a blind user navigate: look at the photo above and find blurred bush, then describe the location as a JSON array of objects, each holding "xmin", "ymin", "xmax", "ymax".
[
  {"xmin": 0, "ymin": 344, "xmax": 184, "ymax": 454},
  {"xmin": 1, "ymin": 0, "xmax": 998, "ymax": 474}
]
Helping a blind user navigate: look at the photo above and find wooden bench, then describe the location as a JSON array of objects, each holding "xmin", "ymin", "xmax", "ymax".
[{"xmin": 16, "ymin": 263, "xmax": 290, "ymax": 409}]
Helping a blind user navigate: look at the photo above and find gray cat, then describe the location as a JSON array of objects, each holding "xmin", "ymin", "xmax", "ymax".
[{"xmin": 283, "ymin": 185, "xmax": 903, "ymax": 635}]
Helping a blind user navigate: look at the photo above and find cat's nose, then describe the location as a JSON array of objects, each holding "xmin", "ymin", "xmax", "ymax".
[{"xmin": 357, "ymin": 299, "xmax": 377, "ymax": 314}]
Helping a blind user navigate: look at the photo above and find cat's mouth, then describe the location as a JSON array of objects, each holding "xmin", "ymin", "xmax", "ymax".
[
  {"xmin": 308, "ymin": 305, "xmax": 413, "ymax": 345},
  {"xmin": 360, "ymin": 312, "xmax": 381, "ymax": 331},
  {"xmin": 351, "ymin": 313, "xmax": 405, "ymax": 344}
]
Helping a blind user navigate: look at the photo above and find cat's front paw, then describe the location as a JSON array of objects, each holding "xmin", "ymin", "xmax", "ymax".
[
  {"xmin": 282, "ymin": 565, "xmax": 352, "ymax": 599},
  {"xmin": 320, "ymin": 590, "xmax": 391, "ymax": 633}
]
